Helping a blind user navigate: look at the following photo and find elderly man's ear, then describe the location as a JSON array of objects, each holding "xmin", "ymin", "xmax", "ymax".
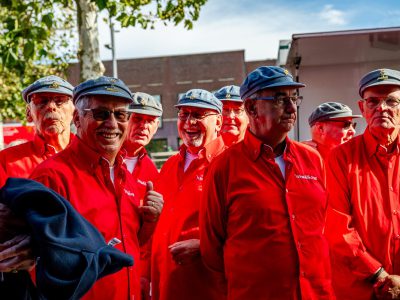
[
  {"xmin": 73, "ymin": 109, "xmax": 81, "ymax": 129},
  {"xmin": 26, "ymin": 105, "xmax": 33, "ymax": 123},
  {"xmin": 244, "ymin": 100, "xmax": 257, "ymax": 118}
]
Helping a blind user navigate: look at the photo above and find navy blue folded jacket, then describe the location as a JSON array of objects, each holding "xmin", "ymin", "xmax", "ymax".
[{"xmin": 0, "ymin": 178, "xmax": 134, "ymax": 300}]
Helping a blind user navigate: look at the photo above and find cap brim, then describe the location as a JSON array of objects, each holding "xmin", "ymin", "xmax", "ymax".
[
  {"xmin": 314, "ymin": 114, "xmax": 363, "ymax": 124},
  {"xmin": 360, "ymin": 81, "xmax": 400, "ymax": 97},
  {"xmin": 76, "ymin": 90, "xmax": 132, "ymax": 103},
  {"xmin": 259, "ymin": 81, "xmax": 306, "ymax": 90},
  {"xmin": 220, "ymin": 98, "xmax": 243, "ymax": 103},
  {"xmin": 327, "ymin": 115, "xmax": 362, "ymax": 120},
  {"xmin": 26, "ymin": 87, "xmax": 73, "ymax": 102},
  {"xmin": 175, "ymin": 102, "xmax": 221, "ymax": 113},
  {"xmin": 131, "ymin": 108, "xmax": 162, "ymax": 117}
]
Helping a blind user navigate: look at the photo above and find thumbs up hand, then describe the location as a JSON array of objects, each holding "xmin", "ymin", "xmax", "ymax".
[{"xmin": 140, "ymin": 181, "xmax": 164, "ymax": 223}]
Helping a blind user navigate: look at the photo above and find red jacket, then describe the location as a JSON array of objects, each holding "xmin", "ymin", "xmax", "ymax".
[
  {"xmin": 200, "ymin": 130, "xmax": 335, "ymax": 300},
  {"xmin": 151, "ymin": 136, "xmax": 226, "ymax": 300},
  {"xmin": 0, "ymin": 134, "xmax": 73, "ymax": 178},
  {"xmin": 0, "ymin": 165, "xmax": 6, "ymax": 187},
  {"xmin": 124, "ymin": 148, "xmax": 159, "ymax": 281},
  {"xmin": 30, "ymin": 136, "xmax": 141, "ymax": 300},
  {"xmin": 325, "ymin": 128, "xmax": 400, "ymax": 300},
  {"xmin": 125, "ymin": 148, "xmax": 159, "ymax": 203}
]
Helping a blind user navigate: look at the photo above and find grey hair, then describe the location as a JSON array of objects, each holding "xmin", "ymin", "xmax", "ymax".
[
  {"xmin": 74, "ymin": 96, "xmax": 93, "ymax": 112},
  {"xmin": 247, "ymin": 92, "xmax": 261, "ymax": 101}
]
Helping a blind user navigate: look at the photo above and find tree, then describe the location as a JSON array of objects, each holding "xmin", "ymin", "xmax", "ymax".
[{"xmin": 0, "ymin": 0, "xmax": 207, "ymax": 121}]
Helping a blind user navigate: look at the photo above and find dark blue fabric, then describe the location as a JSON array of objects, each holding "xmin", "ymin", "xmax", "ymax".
[{"xmin": 0, "ymin": 178, "xmax": 133, "ymax": 300}]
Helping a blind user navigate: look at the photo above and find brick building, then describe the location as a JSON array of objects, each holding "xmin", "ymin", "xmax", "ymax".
[{"xmin": 68, "ymin": 50, "xmax": 274, "ymax": 151}]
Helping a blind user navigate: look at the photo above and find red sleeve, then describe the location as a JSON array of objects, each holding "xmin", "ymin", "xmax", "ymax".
[
  {"xmin": 325, "ymin": 147, "xmax": 381, "ymax": 278},
  {"xmin": 0, "ymin": 165, "xmax": 7, "ymax": 188},
  {"xmin": 30, "ymin": 166, "xmax": 69, "ymax": 200},
  {"xmin": 199, "ymin": 157, "xmax": 227, "ymax": 278}
]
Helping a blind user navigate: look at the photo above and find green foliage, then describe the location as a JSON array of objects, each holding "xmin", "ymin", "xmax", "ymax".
[
  {"xmin": 101, "ymin": 0, "xmax": 207, "ymax": 30},
  {"xmin": 0, "ymin": 0, "xmax": 207, "ymax": 121},
  {"xmin": 0, "ymin": 0, "xmax": 76, "ymax": 121}
]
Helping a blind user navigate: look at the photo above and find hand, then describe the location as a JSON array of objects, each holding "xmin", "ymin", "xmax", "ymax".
[
  {"xmin": 374, "ymin": 275, "xmax": 400, "ymax": 299},
  {"xmin": 168, "ymin": 239, "xmax": 200, "ymax": 266},
  {"xmin": 0, "ymin": 203, "xmax": 27, "ymax": 241},
  {"xmin": 0, "ymin": 234, "xmax": 35, "ymax": 272},
  {"xmin": 140, "ymin": 181, "xmax": 163, "ymax": 222}
]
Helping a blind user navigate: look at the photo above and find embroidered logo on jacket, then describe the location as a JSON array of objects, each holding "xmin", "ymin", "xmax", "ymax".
[
  {"xmin": 137, "ymin": 179, "xmax": 147, "ymax": 186},
  {"xmin": 124, "ymin": 189, "xmax": 135, "ymax": 197},
  {"xmin": 295, "ymin": 174, "xmax": 317, "ymax": 181},
  {"xmin": 196, "ymin": 175, "xmax": 203, "ymax": 181}
]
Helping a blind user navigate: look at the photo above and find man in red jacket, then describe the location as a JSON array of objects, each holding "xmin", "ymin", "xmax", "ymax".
[
  {"xmin": 200, "ymin": 66, "xmax": 335, "ymax": 300},
  {"xmin": 303, "ymin": 101, "xmax": 361, "ymax": 160},
  {"xmin": 30, "ymin": 76, "xmax": 163, "ymax": 300},
  {"xmin": 325, "ymin": 68, "xmax": 400, "ymax": 300},
  {"xmin": 151, "ymin": 89, "xmax": 225, "ymax": 300},
  {"xmin": 214, "ymin": 85, "xmax": 248, "ymax": 147},
  {"xmin": 0, "ymin": 75, "xmax": 75, "ymax": 178},
  {"xmin": 123, "ymin": 92, "xmax": 163, "ymax": 300}
]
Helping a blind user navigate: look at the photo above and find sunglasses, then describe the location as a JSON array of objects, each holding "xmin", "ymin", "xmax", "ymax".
[
  {"xmin": 328, "ymin": 120, "xmax": 357, "ymax": 129},
  {"xmin": 83, "ymin": 108, "xmax": 131, "ymax": 122}
]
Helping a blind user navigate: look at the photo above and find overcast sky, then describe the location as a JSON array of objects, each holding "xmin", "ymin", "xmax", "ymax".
[{"xmin": 97, "ymin": 0, "xmax": 400, "ymax": 62}]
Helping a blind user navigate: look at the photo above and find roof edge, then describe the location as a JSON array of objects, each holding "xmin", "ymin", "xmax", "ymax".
[{"xmin": 292, "ymin": 26, "xmax": 400, "ymax": 40}]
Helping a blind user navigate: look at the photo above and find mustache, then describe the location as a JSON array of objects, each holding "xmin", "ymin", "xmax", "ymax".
[
  {"xmin": 97, "ymin": 129, "xmax": 122, "ymax": 135},
  {"xmin": 43, "ymin": 112, "xmax": 61, "ymax": 120}
]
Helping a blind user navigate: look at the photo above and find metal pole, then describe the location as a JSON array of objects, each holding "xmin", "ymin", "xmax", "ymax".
[
  {"xmin": 294, "ymin": 56, "xmax": 302, "ymax": 141},
  {"xmin": 110, "ymin": 18, "xmax": 118, "ymax": 78}
]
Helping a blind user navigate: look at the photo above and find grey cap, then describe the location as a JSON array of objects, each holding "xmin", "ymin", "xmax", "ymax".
[
  {"xmin": 308, "ymin": 102, "xmax": 362, "ymax": 126},
  {"xmin": 22, "ymin": 75, "xmax": 74, "ymax": 103},
  {"xmin": 214, "ymin": 85, "xmax": 242, "ymax": 102},
  {"xmin": 175, "ymin": 89, "xmax": 222, "ymax": 113},
  {"xmin": 359, "ymin": 68, "xmax": 400, "ymax": 97},
  {"xmin": 73, "ymin": 76, "xmax": 133, "ymax": 104},
  {"xmin": 130, "ymin": 92, "xmax": 163, "ymax": 117}
]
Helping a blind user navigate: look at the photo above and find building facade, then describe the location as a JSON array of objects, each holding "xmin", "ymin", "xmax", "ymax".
[{"xmin": 68, "ymin": 50, "xmax": 273, "ymax": 151}]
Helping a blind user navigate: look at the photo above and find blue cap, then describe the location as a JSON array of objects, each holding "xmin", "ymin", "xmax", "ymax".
[
  {"xmin": 130, "ymin": 92, "xmax": 163, "ymax": 117},
  {"xmin": 175, "ymin": 89, "xmax": 222, "ymax": 113},
  {"xmin": 308, "ymin": 102, "xmax": 362, "ymax": 126},
  {"xmin": 22, "ymin": 75, "xmax": 73, "ymax": 103},
  {"xmin": 73, "ymin": 76, "xmax": 133, "ymax": 104},
  {"xmin": 214, "ymin": 85, "xmax": 242, "ymax": 102},
  {"xmin": 359, "ymin": 68, "xmax": 400, "ymax": 97},
  {"xmin": 240, "ymin": 66, "xmax": 305, "ymax": 99}
]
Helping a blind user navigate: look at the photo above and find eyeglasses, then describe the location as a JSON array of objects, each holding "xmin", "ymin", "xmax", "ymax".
[
  {"xmin": 30, "ymin": 95, "xmax": 71, "ymax": 108},
  {"xmin": 328, "ymin": 120, "xmax": 357, "ymax": 129},
  {"xmin": 222, "ymin": 107, "xmax": 245, "ymax": 116},
  {"xmin": 252, "ymin": 95, "xmax": 303, "ymax": 107},
  {"xmin": 363, "ymin": 97, "xmax": 400, "ymax": 109},
  {"xmin": 177, "ymin": 111, "xmax": 218, "ymax": 121},
  {"xmin": 83, "ymin": 108, "xmax": 131, "ymax": 122}
]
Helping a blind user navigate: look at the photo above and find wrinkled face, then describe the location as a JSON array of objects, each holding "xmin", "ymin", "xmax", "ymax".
[
  {"xmin": 313, "ymin": 118, "xmax": 356, "ymax": 148},
  {"xmin": 177, "ymin": 106, "xmax": 222, "ymax": 153},
  {"xmin": 74, "ymin": 96, "xmax": 130, "ymax": 161},
  {"xmin": 27, "ymin": 92, "xmax": 74, "ymax": 138},
  {"xmin": 358, "ymin": 86, "xmax": 400, "ymax": 134},
  {"xmin": 221, "ymin": 101, "xmax": 249, "ymax": 142},
  {"xmin": 245, "ymin": 88, "xmax": 298, "ymax": 140},
  {"xmin": 125, "ymin": 113, "xmax": 159, "ymax": 151}
]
